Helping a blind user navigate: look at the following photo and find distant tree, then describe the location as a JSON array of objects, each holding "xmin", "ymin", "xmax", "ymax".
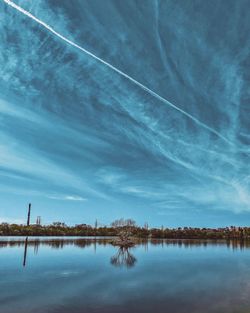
[
  {"xmin": 52, "ymin": 222, "xmax": 66, "ymax": 227},
  {"xmin": 111, "ymin": 218, "xmax": 123, "ymax": 227},
  {"xmin": 111, "ymin": 218, "xmax": 136, "ymax": 228},
  {"xmin": 126, "ymin": 219, "xmax": 136, "ymax": 227}
]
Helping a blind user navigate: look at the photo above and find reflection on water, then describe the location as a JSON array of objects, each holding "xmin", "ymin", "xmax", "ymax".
[
  {"xmin": 110, "ymin": 246, "xmax": 137, "ymax": 268},
  {"xmin": 5, "ymin": 237, "xmax": 250, "ymax": 269},
  {"xmin": 1, "ymin": 237, "xmax": 250, "ymax": 270},
  {"xmin": 3, "ymin": 237, "xmax": 250, "ymax": 249},
  {"xmin": 1, "ymin": 237, "xmax": 250, "ymax": 313},
  {"xmin": 20, "ymin": 237, "xmax": 137, "ymax": 269},
  {"xmin": 0, "ymin": 236, "xmax": 249, "ymax": 273},
  {"xmin": 22, "ymin": 237, "xmax": 28, "ymax": 267}
]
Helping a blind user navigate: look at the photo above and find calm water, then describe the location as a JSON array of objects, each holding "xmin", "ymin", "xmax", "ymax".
[{"xmin": 1, "ymin": 237, "xmax": 250, "ymax": 313}]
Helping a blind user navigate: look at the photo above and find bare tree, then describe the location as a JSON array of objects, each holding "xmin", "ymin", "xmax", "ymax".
[{"xmin": 111, "ymin": 218, "xmax": 136, "ymax": 228}]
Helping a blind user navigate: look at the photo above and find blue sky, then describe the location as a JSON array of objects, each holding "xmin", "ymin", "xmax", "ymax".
[{"xmin": 0, "ymin": 0, "xmax": 250, "ymax": 227}]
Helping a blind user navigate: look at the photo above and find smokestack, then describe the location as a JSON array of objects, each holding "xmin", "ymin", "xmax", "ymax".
[
  {"xmin": 36, "ymin": 216, "xmax": 41, "ymax": 226},
  {"xmin": 27, "ymin": 203, "xmax": 31, "ymax": 226}
]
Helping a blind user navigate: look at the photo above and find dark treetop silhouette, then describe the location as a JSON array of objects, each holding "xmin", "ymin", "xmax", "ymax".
[{"xmin": 1, "ymin": 220, "xmax": 250, "ymax": 239}]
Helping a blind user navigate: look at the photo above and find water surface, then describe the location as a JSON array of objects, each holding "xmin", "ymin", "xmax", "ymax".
[{"xmin": 1, "ymin": 237, "xmax": 250, "ymax": 313}]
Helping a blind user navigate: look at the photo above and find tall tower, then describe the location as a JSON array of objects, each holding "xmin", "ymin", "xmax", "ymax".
[
  {"xmin": 36, "ymin": 216, "xmax": 41, "ymax": 226},
  {"xmin": 27, "ymin": 203, "xmax": 31, "ymax": 226}
]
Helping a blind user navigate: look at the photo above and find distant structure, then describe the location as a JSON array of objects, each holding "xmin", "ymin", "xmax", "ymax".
[
  {"xmin": 36, "ymin": 216, "xmax": 41, "ymax": 226},
  {"xmin": 27, "ymin": 203, "xmax": 31, "ymax": 226}
]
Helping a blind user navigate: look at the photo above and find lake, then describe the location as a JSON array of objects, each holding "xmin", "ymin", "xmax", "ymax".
[{"xmin": 1, "ymin": 237, "xmax": 250, "ymax": 313}]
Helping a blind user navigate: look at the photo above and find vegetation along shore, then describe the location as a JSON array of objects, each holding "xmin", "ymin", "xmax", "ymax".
[{"xmin": 0, "ymin": 218, "xmax": 250, "ymax": 239}]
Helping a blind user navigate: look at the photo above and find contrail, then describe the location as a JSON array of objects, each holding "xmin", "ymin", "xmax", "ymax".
[{"xmin": 3, "ymin": 0, "xmax": 232, "ymax": 145}]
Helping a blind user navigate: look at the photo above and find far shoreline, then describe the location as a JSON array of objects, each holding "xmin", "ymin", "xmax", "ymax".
[{"xmin": 1, "ymin": 221, "xmax": 250, "ymax": 240}]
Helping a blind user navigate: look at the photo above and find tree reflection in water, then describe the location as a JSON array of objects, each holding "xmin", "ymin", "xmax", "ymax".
[
  {"xmin": 20, "ymin": 238, "xmax": 137, "ymax": 268},
  {"xmin": 110, "ymin": 247, "xmax": 137, "ymax": 268},
  {"xmin": 5, "ymin": 238, "xmax": 250, "ymax": 268}
]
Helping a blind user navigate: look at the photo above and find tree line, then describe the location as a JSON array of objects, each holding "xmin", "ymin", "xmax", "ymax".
[{"xmin": 1, "ymin": 219, "xmax": 250, "ymax": 239}]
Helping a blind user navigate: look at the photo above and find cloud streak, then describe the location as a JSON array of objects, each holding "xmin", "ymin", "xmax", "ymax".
[
  {"xmin": 2, "ymin": 0, "xmax": 233, "ymax": 145},
  {"xmin": 48, "ymin": 195, "xmax": 87, "ymax": 201}
]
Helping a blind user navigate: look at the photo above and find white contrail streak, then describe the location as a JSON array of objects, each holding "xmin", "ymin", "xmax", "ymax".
[{"xmin": 3, "ymin": 0, "xmax": 232, "ymax": 145}]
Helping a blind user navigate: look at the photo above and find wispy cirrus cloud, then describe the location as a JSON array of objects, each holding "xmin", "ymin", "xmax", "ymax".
[
  {"xmin": 48, "ymin": 195, "xmax": 87, "ymax": 201},
  {"xmin": 0, "ymin": 0, "xmax": 249, "ymax": 226}
]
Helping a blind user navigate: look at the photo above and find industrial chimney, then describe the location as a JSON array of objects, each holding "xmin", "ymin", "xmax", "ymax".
[{"xmin": 27, "ymin": 203, "xmax": 31, "ymax": 226}]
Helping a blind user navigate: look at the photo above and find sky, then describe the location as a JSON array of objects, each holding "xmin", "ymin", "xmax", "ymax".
[{"xmin": 0, "ymin": 0, "xmax": 250, "ymax": 227}]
